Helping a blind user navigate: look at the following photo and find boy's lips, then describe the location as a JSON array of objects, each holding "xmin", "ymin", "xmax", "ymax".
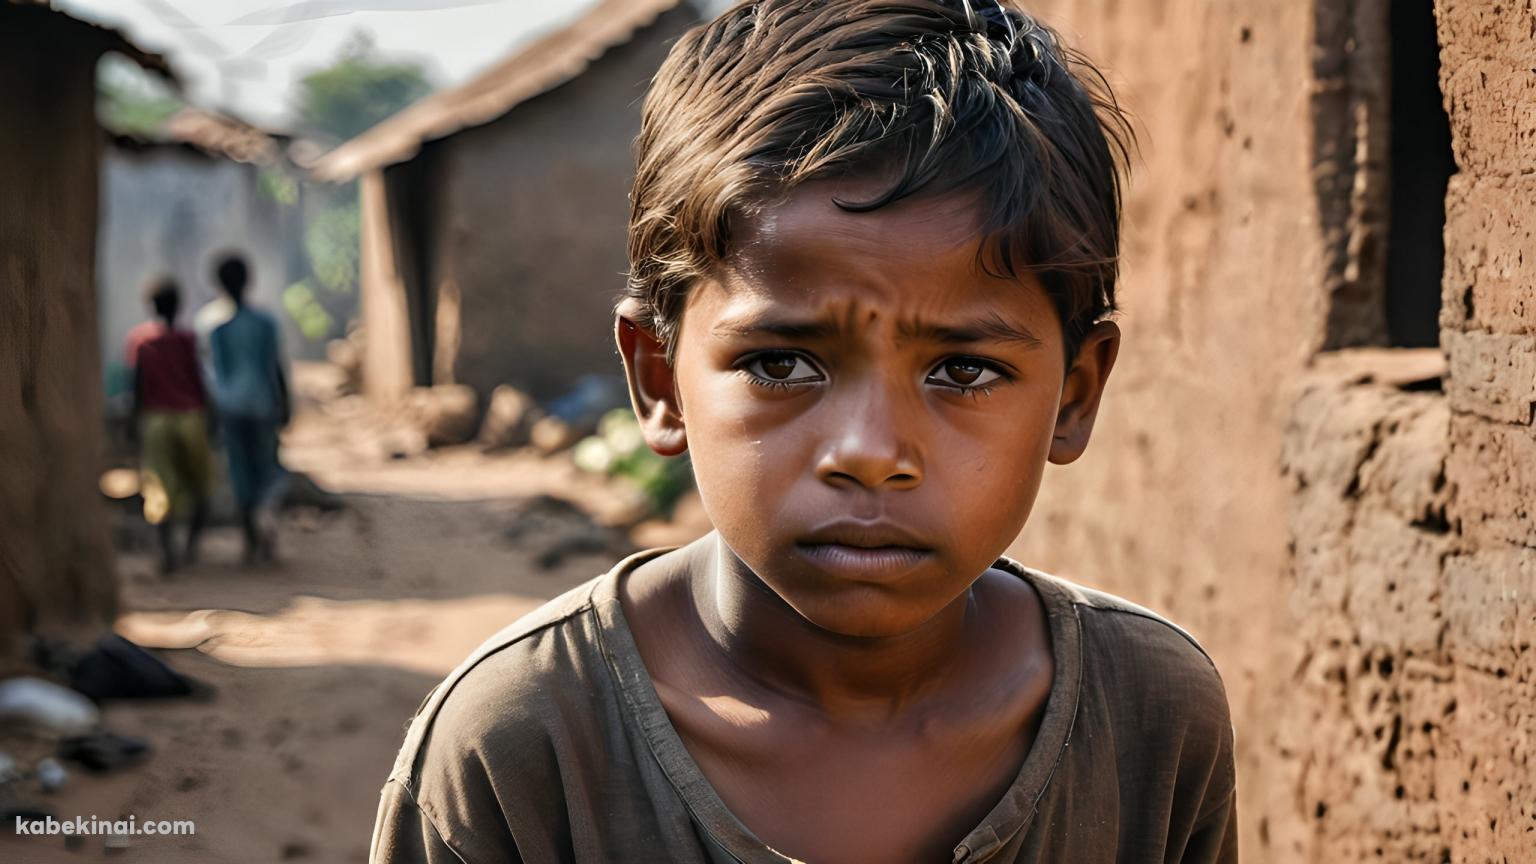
[{"xmin": 793, "ymin": 521, "xmax": 934, "ymax": 579}]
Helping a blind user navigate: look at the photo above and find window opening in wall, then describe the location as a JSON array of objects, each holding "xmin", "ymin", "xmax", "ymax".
[{"xmin": 1385, "ymin": 0, "xmax": 1455, "ymax": 348}]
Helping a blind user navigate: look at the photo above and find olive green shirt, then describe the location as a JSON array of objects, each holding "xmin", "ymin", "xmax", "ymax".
[{"xmin": 370, "ymin": 544, "xmax": 1238, "ymax": 863}]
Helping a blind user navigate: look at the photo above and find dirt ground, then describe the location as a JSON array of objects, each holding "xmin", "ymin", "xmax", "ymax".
[{"xmin": 1, "ymin": 385, "xmax": 709, "ymax": 863}]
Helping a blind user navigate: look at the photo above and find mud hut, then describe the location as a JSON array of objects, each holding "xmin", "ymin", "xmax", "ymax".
[
  {"xmin": 0, "ymin": 0, "xmax": 170, "ymax": 667},
  {"xmin": 312, "ymin": 0, "xmax": 704, "ymax": 406}
]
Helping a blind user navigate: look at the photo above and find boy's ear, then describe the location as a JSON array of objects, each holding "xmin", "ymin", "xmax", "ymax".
[
  {"xmin": 1048, "ymin": 320, "xmax": 1120, "ymax": 465},
  {"xmin": 615, "ymin": 300, "xmax": 688, "ymax": 457}
]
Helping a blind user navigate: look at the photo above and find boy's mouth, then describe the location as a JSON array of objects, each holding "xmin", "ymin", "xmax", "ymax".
[{"xmin": 794, "ymin": 521, "xmax": 934, "ymax": 578}]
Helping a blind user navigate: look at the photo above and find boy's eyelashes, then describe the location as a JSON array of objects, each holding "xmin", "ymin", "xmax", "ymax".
[
  {"xmin": 730, "ymin": 350, "xmax": 1015, "ymax": 394},
  {"xmin": 737, "ymin": 351, "xmax": 824, "ymax": 388}
]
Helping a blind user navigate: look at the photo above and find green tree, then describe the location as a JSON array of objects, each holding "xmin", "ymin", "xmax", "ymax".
[
  {"xmin": 305, "ymin": 196, "xmax": 361, "ymax": 295},
  {"xmin": 295, "ymin": 34, "xmax": 432, "ymax": 143},
  {"xmin": 287, "ymin": 35, "xmax": 432, "ymax": 344}
]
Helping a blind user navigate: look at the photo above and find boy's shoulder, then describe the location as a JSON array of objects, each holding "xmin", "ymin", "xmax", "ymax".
[
  {"xmin": 375, "ymin": 571, "xmax": 627, "ymax": 862},
  {"xmin": 386, "ymin": 575, "xmax": 605, "ymax": 778},
  {"xmin": 1012, "ymin": 562, "xmax": 1230, "ymax": 716}
]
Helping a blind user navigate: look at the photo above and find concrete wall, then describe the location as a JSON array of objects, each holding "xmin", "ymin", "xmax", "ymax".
[
  {"xmin": 1009, "ymin": 0, "xmax": 1534, "ymax": 860},
  {"xmin": 427, "ymin": 6, "xmax": 698, "ymax": 402},
  {"xmin": 0, "ymin": 7, "xmax": 120, "ymax": 667}
]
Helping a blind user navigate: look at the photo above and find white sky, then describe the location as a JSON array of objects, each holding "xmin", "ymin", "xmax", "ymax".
[{"xmin": 59, "ymin": 0, "xmax": 605, "ymax": 130}]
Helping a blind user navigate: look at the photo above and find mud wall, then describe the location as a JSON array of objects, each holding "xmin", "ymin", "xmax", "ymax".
[
  {"xmin": 1275, "ymin": 2, "xmax": 1536, "ymax": 857},
  {"xmin": 1007, "ymin": 1, "xmax": 1324, "ymax": 857},
  {"xmin": 0, "ymin": 7, "xmax": 119, "ymax": 667},
  {"xmin": 1008, "ymin": 0, "xmax": 1534, "ymax": 860},
  {"xmin": 1277, "ymin": 352, "xmax": 1455, "ymax": 861},
  {"xmin": 430, "ymin": 5, "xmax": 698, "ymax": 403},
  {"xmin": 1433, "ymin": 0, "xmax": 1536, "ymax": 856}
]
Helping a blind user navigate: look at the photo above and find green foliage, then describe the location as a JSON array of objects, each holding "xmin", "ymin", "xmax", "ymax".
[
  {"xmin": 295, "ymin": 34, "xmax": 432, "ymax": 143},
  {"xmin": 283, "ymin": 280, "xmax": 335, "ymax": 342},
  {"xmin": 258, "ymin": 168, "xmax": 300, "ymax": 206},
  {"xmin": 574, "ymin": 410, "xmax": 695, "ymax": 516},
  {"xmin": 96, "ymin": 54, "xmax": 182, "ymax": 135},
  {"xmin": 292, "ymin": 37, "xmax": 425, "ymax": 307},
  {"xmin": 306, "ymin": 193, "xmax": 361, "ymax": 295}
]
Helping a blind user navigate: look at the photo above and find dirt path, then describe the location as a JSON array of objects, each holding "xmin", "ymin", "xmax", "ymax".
[{"xmin": 2, "ymin": 401, "xmax": 707, "ymax": 862}]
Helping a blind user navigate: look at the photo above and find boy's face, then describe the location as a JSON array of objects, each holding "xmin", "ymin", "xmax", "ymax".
[{"xmin": 619, "ymin": 179, "xmax": 1119, "ymax": 638}]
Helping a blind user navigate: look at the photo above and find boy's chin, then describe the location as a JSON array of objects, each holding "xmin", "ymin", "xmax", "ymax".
[{"xmin": 768, "ymin": 580, "xmax": 960, "ymax": 640}]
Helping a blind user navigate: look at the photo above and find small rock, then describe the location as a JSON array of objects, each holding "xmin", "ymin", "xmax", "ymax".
[
  {"xmin": 176, "ymin": 772, "xmax": 204, "ymax": 792},
  {"xmin": 0, "ymin": 676, "xmax": 100, "ymax": 735},
  {"xmin": 406, "ymin": 385, "xmax": 479, "ymax": 447},
  {"xmin": 531, "ymin": 416, "xmax": 580, "ymax": 455},
  {"xmin": 378, "ymin": 426, "xmax": 428, "ymax": 461},
  {"xmin": 478, "ymin": 384, "xmax": 543, "ymax": 450},
  {"xmin": 35, "ymin": 757, "xmax": 66, "ymax": 793}
]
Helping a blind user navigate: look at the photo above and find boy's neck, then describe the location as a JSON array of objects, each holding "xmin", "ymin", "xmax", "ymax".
[{"xmin": 690, "ymin": 534, "xmax": 983, "ymax": 723}]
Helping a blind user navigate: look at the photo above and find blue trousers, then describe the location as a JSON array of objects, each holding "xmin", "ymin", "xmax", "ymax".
[{"xmin": 221, "ymin": 415, "xmax": 285, "ymax": 509}]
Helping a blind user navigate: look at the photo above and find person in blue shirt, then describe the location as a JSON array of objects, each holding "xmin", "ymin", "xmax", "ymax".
[{"xmin": 208, "ymin": 253, "xmax": 290, "ymax": 564}]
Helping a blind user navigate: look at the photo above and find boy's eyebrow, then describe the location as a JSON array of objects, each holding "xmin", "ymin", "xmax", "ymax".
[
  {"xmin": 897, "ymin": 313, "xmax": 1045, "ymax": 348},
  {"xmin": 711, "ymin": 312, "xmax": 1045, "ymax": 348},
  {"xmin": 710, "ymin": 317, "xmax": 839, "ymax": 340}
]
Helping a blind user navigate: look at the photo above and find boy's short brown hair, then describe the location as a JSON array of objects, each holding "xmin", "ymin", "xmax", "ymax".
[{"xmin": 626, "ymin": 0, "xmax": 1133, "ymax": 359}]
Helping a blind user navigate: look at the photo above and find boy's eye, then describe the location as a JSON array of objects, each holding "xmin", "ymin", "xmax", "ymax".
[
  {"xmin": 928, "ymin": 359, "xmax": 1003, "ymax": 389},
  {"xmin": 743, "ymin": 352, "xmax": 822, "ymax": 384}
]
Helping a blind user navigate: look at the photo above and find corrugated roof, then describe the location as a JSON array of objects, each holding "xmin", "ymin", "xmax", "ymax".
[
  {"xmin": 6, "ymin": 0, "xmax": 173, "ymax": 79},
  {"xmin": 310, "ymin": 0, "xmax": 683, "ymax": 182}
]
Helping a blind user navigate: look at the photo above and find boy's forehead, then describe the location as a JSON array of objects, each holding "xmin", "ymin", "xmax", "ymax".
[
  {"xmin": 693, "ymin": 190, "xmax": 1059, "ymax": 344},
  {"xmin": 732, "ymin": 178, "xmax": 989, "ymax": 264}
]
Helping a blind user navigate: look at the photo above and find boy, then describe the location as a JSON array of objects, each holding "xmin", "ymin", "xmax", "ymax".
[
  {"xmin": 208, "ymin": 253, "xmax": 291, "ymax": 563},
  {"xmin": 373, "ymin": 1, "xmax": 1236, "ymax": 861},
  {"xmin": 126, "ymin": 277, "xmax": 212, "ymax": 573}
]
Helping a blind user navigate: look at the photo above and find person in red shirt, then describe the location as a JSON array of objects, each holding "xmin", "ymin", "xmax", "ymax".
[{"xmin": 125, "ymin": 277, "xmax": 213, "ymax": 573}]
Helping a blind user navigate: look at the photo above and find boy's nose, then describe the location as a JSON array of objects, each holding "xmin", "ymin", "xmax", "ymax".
[{"xmin": 813, "ymin": 383, "xmax": 924, "ymax": 492}]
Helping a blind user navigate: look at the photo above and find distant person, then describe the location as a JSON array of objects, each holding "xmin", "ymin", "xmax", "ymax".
[
  {"xmin": 125, "ymin": 277, "xmax": 212, "ymax": 573},
  {"xmin": 208, "ymin": 253, "xmax": 291, "ymax": 564}
]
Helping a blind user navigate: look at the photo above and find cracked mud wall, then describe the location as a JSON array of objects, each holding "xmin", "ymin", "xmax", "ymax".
[
  {"xmin": 1433, "ymin": 0, "xmax": 1536, "ymax": 858},
  {"xmin": 1007, "ymin": 1, "xmax": 1325, "ymax": 858},
  {"xmin": 1277, "ymin": 359, "xmax": 1456, "ymax": 861},
  {"xmin": 1009, "ymin": 0, "xmax": 1533, "ymax": 860}
]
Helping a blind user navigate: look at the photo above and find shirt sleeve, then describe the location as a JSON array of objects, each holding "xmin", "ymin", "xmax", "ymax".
[
  {"xmin": 1182, "ymin": 787, "xmax": 1238, "ymax": 863},
  {"xmin": 370, "ymin": 778, "xmax": 516, "ymax": 864}
]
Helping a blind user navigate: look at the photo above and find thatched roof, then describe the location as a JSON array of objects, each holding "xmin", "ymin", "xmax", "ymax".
[{"xmin": 309, "ymin": 0, "xmax": 683, "ymax": 182}]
